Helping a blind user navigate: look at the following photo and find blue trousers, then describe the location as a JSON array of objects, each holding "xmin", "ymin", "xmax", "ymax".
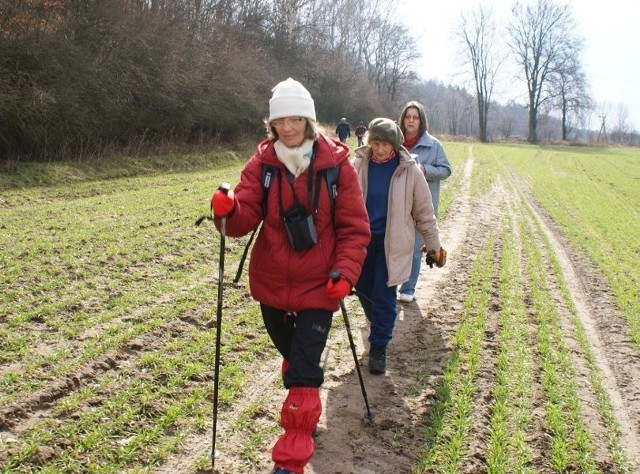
[
  {"xmin": 355, "ymin": 234, "xmax": 398, "ymax": 349},
  {"xmin": 398, "ymin": 230, "xmax": 423, "ymax": 297}
]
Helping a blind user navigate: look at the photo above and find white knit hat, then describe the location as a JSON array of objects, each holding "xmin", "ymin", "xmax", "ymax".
[{"xmin": 269, "ymin": 78, "xmax": 316, "ymax": 122}]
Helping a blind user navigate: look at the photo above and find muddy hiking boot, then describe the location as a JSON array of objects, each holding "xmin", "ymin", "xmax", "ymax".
[{"xmin": 369, "ymin": 346, "xmax": 386, "ymax": 374}]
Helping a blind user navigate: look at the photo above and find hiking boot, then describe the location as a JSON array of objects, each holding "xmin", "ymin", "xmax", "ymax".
[
  {"xmin": 271, "ymin": 469, "xmax": 295, "ymax": 474},
  {"xmin": 397, "ymin": 293, "xmax": 414, "ymax": 303},
  {"xmin": 369, "ymin": 347, "xmax": 386, "ymax": 375}
]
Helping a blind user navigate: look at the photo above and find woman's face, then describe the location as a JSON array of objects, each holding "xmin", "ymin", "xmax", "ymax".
[
  {"xmin": 403, "ymin": 107, "xmax": 421, "ymax": 137},
  {"xmin": 369, "ymin": 139, "xmax": 395, "ymax": 160},
  {"xmin": 271, "ymin": 116, "xmax": 307, "ymax": 147}
]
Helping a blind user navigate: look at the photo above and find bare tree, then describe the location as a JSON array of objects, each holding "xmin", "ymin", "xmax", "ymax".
[
  {"xmin": 610, "ymin": 103, "xmax": 634, "ymax": 145},
  {"xmin": 548, "ymin": 37, "xmax": 591, "ymax": 141},
  {"xmin": 507, "ymin": 0, "xmax": 575, "ymax": 143},
  {"xmin": 377, "ymin": 25, "xmax": 420, "ymax": 105},
  {"xmin": 352, "ymin": 16, "xmax": 416, "ymax": 106},
  {"xmin": 456, "ymin": 5, "xmax": 500, "ymax": 142},
  {"xmin": 267, "ymin": 0, "xmax": 316, "ymax": 61},
  {"xmin": 496, "ymin": 109, "xmax": 516, "ymax": 139}
]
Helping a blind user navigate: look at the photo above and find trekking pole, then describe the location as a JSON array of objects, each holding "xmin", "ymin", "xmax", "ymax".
[
  {"xmin": 329, "ymin": 271, "xmax": 375, "ymax": 421},
  {"xmin": 350, "ymin": 287, "xmax": 373, "ymax": 306},
  {"xmin": 211, "ymin": 183, "xmax": 230, "ymax": 467}
]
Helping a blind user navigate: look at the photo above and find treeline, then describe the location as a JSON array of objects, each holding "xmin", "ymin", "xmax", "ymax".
[
  {"xmin": 0, "ymin": 0, "xmax": 427, "ymax": 160},
  {"xmin": 1, "ymin": 1, "xmax": 637, "ymax": 162}
]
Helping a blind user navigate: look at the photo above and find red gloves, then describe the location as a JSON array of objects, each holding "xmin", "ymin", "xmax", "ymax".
[
  {"xmin": 211, "ymin": 184, "xmax": 235, "ymax": 218},
  {"xmin": 325, "ymin": 275, "xmax": 352, "ymax": 299}
]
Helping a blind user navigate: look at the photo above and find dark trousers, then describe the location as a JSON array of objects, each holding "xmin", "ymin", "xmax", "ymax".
[
  {"xmin": 261, "ymin": 304, "xmax": 333, "ymax": 388},
  {"xmin": 355, "ymin": 234, "xmax": 398, "ymax": 349}
]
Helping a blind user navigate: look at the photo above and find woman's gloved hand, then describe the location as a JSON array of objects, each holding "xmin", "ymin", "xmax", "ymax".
[
  {"xmin": 422, "ymin": 245, "xmax": 447, "ymax": 268},
  {"xmin": 325, "ymin": 273, "xmax": 352, "ymax": 299},
  {"xmin": 211, "ymin": 183, "xmax": 235, "ymax": 218}
]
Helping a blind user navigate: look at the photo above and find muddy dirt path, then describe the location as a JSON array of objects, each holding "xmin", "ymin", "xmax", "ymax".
[{"xmin": 158, "ymin": 148, "xmax": 640, "ymax": 473}]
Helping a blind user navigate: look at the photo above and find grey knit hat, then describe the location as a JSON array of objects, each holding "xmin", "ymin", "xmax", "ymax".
[{"xmin": 367, "ymin": 118, "xmax": 404, "ymax": 150}]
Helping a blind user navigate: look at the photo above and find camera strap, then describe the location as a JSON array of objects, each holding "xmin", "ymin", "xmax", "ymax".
[
  {"xmin": 278, "ymin": 145, "xmax": 317, "ymax": 218},
  {"xmin": 235, "ymin": 143, "xmax": 338, "ymax": 281}
]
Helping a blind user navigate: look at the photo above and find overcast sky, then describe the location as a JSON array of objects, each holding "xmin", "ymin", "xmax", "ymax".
[{"xmin": 396, "ymin": 0, "xmax": 640, "ymax": 130}]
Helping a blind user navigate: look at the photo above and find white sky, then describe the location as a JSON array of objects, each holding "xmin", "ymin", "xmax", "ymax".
[{"xmin": 396, "ymin": 0, "xmax": 640, "ymax": 130}]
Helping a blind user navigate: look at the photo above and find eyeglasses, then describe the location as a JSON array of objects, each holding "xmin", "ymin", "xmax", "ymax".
[
  {"xmin": 271, "ymin": 117, "xmax": 306, "ymax": 128},
  {"xmin": 404, "ymin": 114, "xmax": 420, "ymax": 121}
]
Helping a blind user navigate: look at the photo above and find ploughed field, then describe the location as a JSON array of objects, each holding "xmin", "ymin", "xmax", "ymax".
[{"xmin": 1, "ymin": 143, "xmax": 639, "ymax": 473}]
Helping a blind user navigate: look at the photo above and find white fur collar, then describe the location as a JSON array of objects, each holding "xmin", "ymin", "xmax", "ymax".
[{"xmin": 274, "ymin": 139, "xmax": 314, "ymax": 177}]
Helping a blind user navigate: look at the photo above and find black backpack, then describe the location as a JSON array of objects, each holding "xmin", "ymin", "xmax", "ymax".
[{"xmin": 233, "ymin": 163, "xmax": 339, "ymax": 282}]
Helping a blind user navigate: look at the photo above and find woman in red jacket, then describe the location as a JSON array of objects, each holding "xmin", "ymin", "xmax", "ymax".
[{"xmin": 211, "ymin": 78, "xmax": 370, "ymax": 474}]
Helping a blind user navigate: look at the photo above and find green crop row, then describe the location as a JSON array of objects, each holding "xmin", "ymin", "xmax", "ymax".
[
  {"xmin": 1, "ymin": 143, "xmax": 638, "ymax": 472},
  {"xmin": 486, "ymin": 144, "xmax": 640, "ymax": 351},
  {"xmin": 412, "ymin": 145, "xmax": 637, "ymax": 473}
]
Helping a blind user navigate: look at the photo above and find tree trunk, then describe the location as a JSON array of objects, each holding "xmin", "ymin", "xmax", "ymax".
[
  {"xmin": 478, "ymin": 96, "xmax": 488, "ymax": 143},
  {"xmin": 528, "ymin": 107, "xmax": 538, "ymax": 143}
]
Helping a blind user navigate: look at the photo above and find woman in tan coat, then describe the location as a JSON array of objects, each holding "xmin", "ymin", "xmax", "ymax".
[{"xmin": 352, "ymin": 117, "xmax": 443, "ymax": 374}]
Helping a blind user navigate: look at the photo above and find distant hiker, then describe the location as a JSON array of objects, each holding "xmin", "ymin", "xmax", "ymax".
[
  {"xmin": 335, "ymin": 117, "xmax": 351, "ymax": 143},
  {"xmin": 211, "ymin": 78, "xmax": 370, "ymax": 474},
  {"xmin": 396, "ymin": 101, "xmax": 452, "ymax": 303},
  {"xmin": 355, "ymin": 121, "xmax": 367, "ymax": 147},
  {"xmin": 352, "ymin": 117, "xmax": 443, "ymax": 375}
]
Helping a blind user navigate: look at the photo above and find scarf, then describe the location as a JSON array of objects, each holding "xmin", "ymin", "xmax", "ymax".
[
  {"xmin": 370, "ymin": 150, "xmax": 396, "ymax": 164},
  {"xmin": 403, "ymin": 134, "xmax": 419, "ymax": 151},
  {"xmin": 273, "ymin": 139, "xmax": 314, "ymax": 177}
]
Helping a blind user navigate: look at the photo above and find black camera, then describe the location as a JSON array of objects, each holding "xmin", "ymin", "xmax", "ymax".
[{"xmin": 283, "ymin": 203, "xmax": 317, "ymax": 251}]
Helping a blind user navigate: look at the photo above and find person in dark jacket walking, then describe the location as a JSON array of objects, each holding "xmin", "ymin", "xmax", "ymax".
[
  {"xmin": 335, "ymin": 117, "xmax": 351, "ymax": 143},
  {"xmin": 355, "ymin": 121, "xmax": 367, "ymax": 146},
  {"xmin": 211, "ymin": 78, "xmax": 370, "ymax": 474}
]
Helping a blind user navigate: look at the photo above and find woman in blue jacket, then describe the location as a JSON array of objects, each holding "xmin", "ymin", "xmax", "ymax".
[{"xmin": 397, "ymin": 101, "xmax": 452, "ymax": 303}]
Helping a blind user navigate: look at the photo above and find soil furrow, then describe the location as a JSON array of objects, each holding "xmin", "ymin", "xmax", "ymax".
[
  {"xmin": 520, "ymin": 187, "xmax": 640, "ymax": 470},
  {"xmin": 7, "ymin": 145, "xmax": 638, "ymax": 473}
]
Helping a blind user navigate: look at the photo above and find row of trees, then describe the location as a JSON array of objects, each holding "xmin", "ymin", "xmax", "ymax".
[
  {"xmin": 1, "ymin": 0, "xmax": 423, "ymax": 159},
  {"xmin": 455, "ymin": 0, "xmax": 638, "ymax": 145},
  {"xmin": 455, "ymin": 0, "xmax": 593, "ymax": 144},
  {"xmin": 0, "ymin": 0, "xmax": 636, "ymax": 161},
  {"xmin": 409, "ymin": 80, "xmax": 636, "ymax": 146}
]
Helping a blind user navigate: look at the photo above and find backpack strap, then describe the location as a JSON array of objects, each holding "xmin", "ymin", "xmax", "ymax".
[
  {"xmin": 234, "ymin": 163, "xmax": 277, "ymax": 283},
  {"xmin": 324, "ymin": 165, "xmax": 339, "ymax": 220},
  {"xmin": 261, "ymin": 164, "xmax": 278, "ymax": 218},
  {"xmin": 312, "ymin": 164, "xmax": 339, "ymax": 216}
]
